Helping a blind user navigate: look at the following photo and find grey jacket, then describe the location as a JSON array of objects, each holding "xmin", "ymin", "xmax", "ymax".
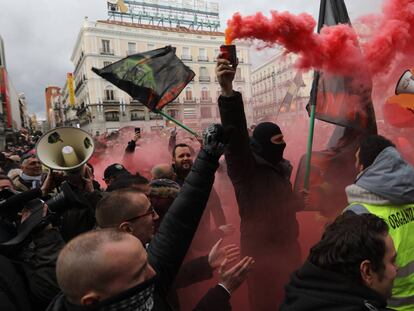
[{"xmin": 345, "ymin": 147, "xmax": 414, "ymax": 213}]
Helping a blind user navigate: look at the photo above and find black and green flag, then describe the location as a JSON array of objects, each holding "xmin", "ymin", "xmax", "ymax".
[{"xmin": 92, "ymin": 46, "xmax": 195, "ymax": 111}]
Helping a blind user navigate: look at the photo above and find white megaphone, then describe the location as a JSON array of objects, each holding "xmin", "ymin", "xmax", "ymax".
[
  {"xmin": 395, "ymin": 69, "xmax": 414, "ymax": 95},
  {"xmin": 36, "ymin": 127, "xmax": 95, "ymax": 171}
]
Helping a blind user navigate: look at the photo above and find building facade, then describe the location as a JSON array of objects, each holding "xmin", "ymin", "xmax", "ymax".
[
  {"xmin": 18, "ymin": 93, "xmax": 30, "ymax": 129},
  {"xmin": 251, "ymin": 50, "xmax": 313, "ymax": 127},
  {"xmin": 45, "ymin": 86, "xmax": 64, "ymax": 129},
  {"xmin": 69, "ymin": 18, "xmax": 252, "ymax": 135}
]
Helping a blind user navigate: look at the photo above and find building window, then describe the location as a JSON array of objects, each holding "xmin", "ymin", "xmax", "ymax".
[
  {"xmin": 105, "ymin": 111, "xmax": 119, "ymax": 121},
  {"xmin": 101, "ymin": 40, "xmax": 113, "ymax": 55},
  {"xmin": 201, "ymin": 87, "xmax": 210, "ymax": 101},
  {"xmin": 199, "ymin": 67, "xmax": 210, "ymax": 82},
  {"xmin": 127, "ymin": 42, "xmax": 136, "ymax": 55},
  {"xmin": 201, "ymin": 107, "xmax": 212, "ymax": 118},
  {"xmin": 214, "ymin": 49, "xmax": 219, "ymax": 58},
  {"xmin": 130, "ymin": 109, "xmax": 145, "ymax": 121},
  {"xmin": 198, "ymin": 48, "xmax": 208, "ymax": 61},
  {"xmin": 182, "ymin": 47, "xmax": 191, "ymax": 60},
  {"xmin": 235, "ymin": 68, "xmax": 243, "ymax": 81},
  {"xmin": 103, "ymin": 61, "xmax": 112, "ymax": 67},
  {"xmin": 104, "ymin": 87, "xmax": 115, "ymax": 101},
  {"xmin": 167, "ymin": 109, "xmax": 180, "ymax": 118},
  {"xmin": 185, "ymin": 87, "xmax": 193, "ymax": 101}
]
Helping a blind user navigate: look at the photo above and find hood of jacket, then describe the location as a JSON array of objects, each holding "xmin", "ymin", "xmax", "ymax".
[
  {"xmin": 280, "ymin": 261, "xmax": 389, "ymax": 311},
  {"xmin": 352, "ymin": 147, "xmax": 414, "ymax": 205}
]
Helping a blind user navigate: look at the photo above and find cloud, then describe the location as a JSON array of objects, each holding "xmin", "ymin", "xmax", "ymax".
[{"xmin": 0, "ymin": 0, "xmax": 382, "ymax": 119}]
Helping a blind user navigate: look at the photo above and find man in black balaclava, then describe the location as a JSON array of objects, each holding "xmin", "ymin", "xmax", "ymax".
[
  {"xmin": 251, "ymin": 122, "xmax": 286, "ymax": 164},
  {"xmin": 216, "ymin": 55, "xmax": 303, "ymax": 311}
]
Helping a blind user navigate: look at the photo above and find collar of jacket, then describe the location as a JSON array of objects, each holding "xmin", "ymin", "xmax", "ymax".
[{"xmin": 283, "ymin": 261, "xmax": 388, "ymax": 311}]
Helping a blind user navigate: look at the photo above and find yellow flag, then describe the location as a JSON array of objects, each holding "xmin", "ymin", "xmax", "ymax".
[
  {"xmin": 118, "ymin": 0, "xmax": 128, "ymax": 13},
  {"xmin": 67, "ymin": 73, "xmax": 76, "ymax": 106}
]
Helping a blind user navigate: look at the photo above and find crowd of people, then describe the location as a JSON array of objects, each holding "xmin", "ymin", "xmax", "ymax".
[{"xmin": 0, "ymin": 56, "xmax": 413, "ymax": 311}]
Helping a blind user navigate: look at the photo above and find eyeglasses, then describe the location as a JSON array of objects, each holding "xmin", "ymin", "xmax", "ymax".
[{"xmin": 124, "ymin": 205, "xmax": 156, "ymax": 223}]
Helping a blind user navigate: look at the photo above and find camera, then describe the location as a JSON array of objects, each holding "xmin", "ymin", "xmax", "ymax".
[{"xmin": 0, "ymin": 182, "xmax": 84, "ymax": 248}]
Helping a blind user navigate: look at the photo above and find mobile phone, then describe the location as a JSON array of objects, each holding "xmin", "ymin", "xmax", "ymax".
[
  {"xmin": 220, "ymin": 44, "xmax": 237, "ymax": 65},
  {"xmin": 135, "ymin": 127, "xmax": 141, "ymax": 134}
]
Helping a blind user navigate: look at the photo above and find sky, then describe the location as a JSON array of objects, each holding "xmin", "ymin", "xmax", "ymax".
[{"xmin": 0, "ymin": 0, "xmax": 382, "ymax": 119}]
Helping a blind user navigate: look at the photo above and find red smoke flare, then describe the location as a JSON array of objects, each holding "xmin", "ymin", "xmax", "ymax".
[{"xmin": 225, "ymin": 0, "xmax": 414, "ymax": 77}]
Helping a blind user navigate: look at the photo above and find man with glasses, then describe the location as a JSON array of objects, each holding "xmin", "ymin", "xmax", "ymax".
[
  {"xmin": 96, "ymin": 188, "xmax": 158, "ymax": 245},
  {"xmin": 48, "ymin": 124, "xmax": 253, "ymax": 311}
]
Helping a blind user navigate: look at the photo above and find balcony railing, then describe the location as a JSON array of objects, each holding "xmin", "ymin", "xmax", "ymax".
[
  {"xmin": 198, "ymin": 56, "xmax": 209, "ymax": 62},
  {"xmin": 200, "ymin": 97, "xmax": 212, "ymax": 103},
  {"xmin": 131, "ymin": 115, "xmax": 145, "ymax": 121},
  {"xmin": 100, "ymin": 48, "xmax": 114, "ymax": 55},
  {"xmin": 181, "ymin": 55, "xmax": 192, "ymax": 61},
  {"xmin": 199, "ymin": 76, "xmax": 211, "ymax": 82},
  {"xmin": 183, "ymin": 98, "xmax": 196, "ymax": 104},
  {"xmin": 102, "ymin": 98, "xmax": 120, "ymax": 104},
  {"xmin": 105, "ymin": 116, "xmax": 119, "ymax": 122},
  {"xmin": 149, "ymin": 114, "xmax": 163, "ymax": 120}
]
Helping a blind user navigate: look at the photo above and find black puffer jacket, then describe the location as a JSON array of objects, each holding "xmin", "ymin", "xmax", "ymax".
[
  {"xmin": 280, "ymin": 261, "xmax": 394, "ymax": 311},
  {"xmin": 47, "ymin": 149, "xmax": 223, "ymax": 311}
]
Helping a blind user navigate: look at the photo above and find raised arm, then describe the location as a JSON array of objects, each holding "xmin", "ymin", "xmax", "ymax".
[
  {"xmin": 216, "ymin": 57, "xmax": 255, "ymax": 184},
  {"xmin": 147, "ymin": 124, "xmax": 227, "ymax": 292}
]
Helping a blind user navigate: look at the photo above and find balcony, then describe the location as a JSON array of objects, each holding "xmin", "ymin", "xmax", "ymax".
[
  {"xmin": 75, "ymin": 77, "xmax": 87, "ymax": 94},
  {"xmin": 198, "ymin": 56, "xmax": 209, "ymax": 62},
  {"xmin": 105, "ymin": 116, "xmax": 119, "ymax": 122},
  {"xmin": 199, "ymin": 76, "xmax": 211, "ymax": 82},
  {"xmin": 149, "ymin": 113, "xmax": 163, "ymax": 120},
  {"xmin": 183, "ymin": 98, "xmax": 196, "ymax": 104},
  {"xmin": 181, "ymin": 55, "xmax": 192, "ymax": 61},
  {"xmin": 200, "ymin": 97, "xmax": 212, "ymax": 103},
  {"xmin": 131, "ymin": 115, "xmax": 145, "ymax": 121},
  {"xmin": 100, "ymin": 48, "xmax": 114, "ymax": 56},
  {"xmin": 102, "ymin": 98, "xmax": 120, "ymax": 104}
]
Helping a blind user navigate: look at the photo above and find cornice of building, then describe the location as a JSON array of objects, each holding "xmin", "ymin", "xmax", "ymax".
[{"xmin": 97, "ymin": 20, "xmax": 225, "ymax": 36}]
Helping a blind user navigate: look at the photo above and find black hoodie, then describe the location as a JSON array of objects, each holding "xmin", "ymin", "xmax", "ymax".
[{"xmin": 280, "ymin": 261, "xmax": 394, "ymax": 311}]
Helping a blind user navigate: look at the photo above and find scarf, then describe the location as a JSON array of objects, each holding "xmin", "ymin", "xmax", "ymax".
[{"xmin": 20, "ymin": 172, "xmax": 43, "ymax": 189}]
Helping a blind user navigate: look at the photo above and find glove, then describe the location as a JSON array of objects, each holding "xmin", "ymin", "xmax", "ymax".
[{"xmin": 202, "ymin": 124, "xmax": 230, "ymax": 158}]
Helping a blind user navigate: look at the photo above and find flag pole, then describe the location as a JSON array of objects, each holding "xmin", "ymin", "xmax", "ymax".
[
  {"xmin": 155, "ymin": 109, "xmax": 199, "ymax": 138},
  {"xmin": 304, "ymin": 72, "xmax": 319, "ymax": 190}
]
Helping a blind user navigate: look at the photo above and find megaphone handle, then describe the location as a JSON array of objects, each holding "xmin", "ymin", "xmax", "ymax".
[{"xmin": 49, "ymin": 169, "xmax": 60, "ymax": 193}]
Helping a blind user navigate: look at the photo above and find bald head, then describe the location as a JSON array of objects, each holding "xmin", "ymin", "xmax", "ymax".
[
  {"xmin": 96, "ymin": 189, "xmax": 149, "ymax": 228},
  {"xmin": 151, "ymin": 163, "xmax": 175, "ymax": 180},
  {"xmin": 56, "ymin": 229, "xmax": 152, "ymax": 304}
]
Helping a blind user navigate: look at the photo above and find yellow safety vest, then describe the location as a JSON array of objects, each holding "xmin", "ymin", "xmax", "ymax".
[{"xmin": 348, "ymin": 202, "xmax": 414, "ymax": 311}]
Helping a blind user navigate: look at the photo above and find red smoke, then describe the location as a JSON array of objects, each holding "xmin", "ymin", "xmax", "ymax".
[
  {"xmin": 226, "ymin": 11, "xmax": 362, "ymax": 76},
  {"xmin": 363, "ymin": 0, "xmax": 414, "ymax": 76},
  {"xmin": 225, "ymin": 0, "xmax": 414, "ymax": 77}
]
